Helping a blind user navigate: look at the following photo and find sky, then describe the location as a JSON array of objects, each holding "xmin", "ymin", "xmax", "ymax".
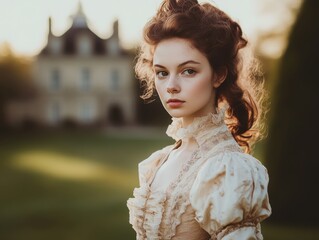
[{"xmin": 0, "ymin": 0, "xmax": 301, "ymax": 57}]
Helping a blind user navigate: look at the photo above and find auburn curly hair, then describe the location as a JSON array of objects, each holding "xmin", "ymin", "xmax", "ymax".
[{"xmin": 135, "ymin": 0, "xmax": 267, "ymax": 153}]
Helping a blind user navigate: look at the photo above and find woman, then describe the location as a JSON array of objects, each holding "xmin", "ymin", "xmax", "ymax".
[{"xmin": 127, "ymin": 0, "xmax": 271, "ymax": 239}]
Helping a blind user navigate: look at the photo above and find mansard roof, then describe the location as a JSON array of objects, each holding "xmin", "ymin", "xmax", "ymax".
[{"xmin": 39, "ymin": 3, "xmax": 130, "ymax": 56}]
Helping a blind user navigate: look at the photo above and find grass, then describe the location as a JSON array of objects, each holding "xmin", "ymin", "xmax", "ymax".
[
  {"xmin": 0, "ymin": 130, "xmax": 318, "ymax": 240},
  {"xmin": 0, "ymin": 129, "xmax": 172, "ymax": 240}
]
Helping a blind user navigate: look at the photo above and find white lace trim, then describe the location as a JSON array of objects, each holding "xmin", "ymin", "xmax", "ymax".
[
  {"xmin": 166, "ymin": 106, "xmax": 228, "ymax": 142},
  {"xmin": 162, "ymin": 151, "xmax": 207, "ymax": 238}
]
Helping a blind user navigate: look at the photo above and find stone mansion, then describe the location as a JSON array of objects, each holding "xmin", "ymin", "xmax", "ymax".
[{"xmin": 6, "ymin": 3, "xmax": 137, "ymax": 127}]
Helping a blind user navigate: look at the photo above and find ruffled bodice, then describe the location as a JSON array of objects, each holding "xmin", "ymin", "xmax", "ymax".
[{"xmin": 127, "ymin": 108, "xmax": 271, "ymax": 240}]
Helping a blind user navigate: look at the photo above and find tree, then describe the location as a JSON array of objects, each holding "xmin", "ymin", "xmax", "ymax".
[
  {"xmin": 265, "ymin": 0, "xmax": 319, "ymax": 225},
  {"xmin": 0, "ymin": 44, "xmax": 34, "ymax": 128}
]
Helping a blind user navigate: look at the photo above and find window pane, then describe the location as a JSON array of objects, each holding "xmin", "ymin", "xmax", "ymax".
[
  {"xmin": 50, "ymin": 69, "xmax": 60, "ymax": 90},
  {"xmin": 49, "ymin": 102, "xmax": 60, "ymax": 123},
  {"xmin": 80, "ymin": 68, "xmax": 90, "ymax": 91},
  {"xmin": 111, "ymin": 69, "xmax": 119, "ymax": 91}
]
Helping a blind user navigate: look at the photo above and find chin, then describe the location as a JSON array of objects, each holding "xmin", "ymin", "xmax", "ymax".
[{"xmin": 166, "ymin": 109, "xmax": 190, "ymax": 118}]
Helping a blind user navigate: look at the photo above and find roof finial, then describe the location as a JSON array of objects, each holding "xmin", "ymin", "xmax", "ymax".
[
  {"xmin": 72, "ymin": 1, "xmax": 87, "ymax": 28},
  {"xmin": 48, "ymin": 16, "xmax": 53, "ymax": 35},
  {"xmin": 113, "ymin": 19, "xmax": 119, "ymax": 38},
  {"xmin": 77, "ymin": 1, "xmax": 84, "ymax": 15}
]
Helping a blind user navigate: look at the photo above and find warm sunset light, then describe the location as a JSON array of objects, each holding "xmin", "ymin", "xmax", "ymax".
[
  {"xmin": 2, "ymin": 0, "xmax": 318, "ymax": 239},
  {"xmin": 0, "ymin": 0, "xmax": 301, "ymax": 57},
  {"xmin": 12, "ymin": 151, "xmax": 135, "ymax": 188}
]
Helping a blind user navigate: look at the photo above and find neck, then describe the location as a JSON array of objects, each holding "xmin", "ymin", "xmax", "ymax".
[{"xmin": 181, "ymin": 109, "xmax": 218, "ymax": 127}]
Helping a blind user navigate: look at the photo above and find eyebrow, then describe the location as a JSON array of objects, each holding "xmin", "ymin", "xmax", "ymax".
[{"xmin": 153, "ymin": 60, "xmax": 200, "ymax": 68}]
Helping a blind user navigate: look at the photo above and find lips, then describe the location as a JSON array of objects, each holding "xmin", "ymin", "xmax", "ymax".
[{"xmin": 167, "ymin": 99, "xmax": 185, "ymax": 108}]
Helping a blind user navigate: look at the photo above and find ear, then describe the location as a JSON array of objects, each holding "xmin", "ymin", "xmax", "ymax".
[{"xmin": 212, "ymin": 67, "xmax": 228, "ymax": 88}]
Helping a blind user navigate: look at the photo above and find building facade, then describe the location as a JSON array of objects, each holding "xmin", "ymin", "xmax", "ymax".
[{"xmin": 6, "ymin": 3, "xmax": 136, "ymax": 127}]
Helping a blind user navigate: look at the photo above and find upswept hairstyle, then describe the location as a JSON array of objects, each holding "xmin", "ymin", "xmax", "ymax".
[{"xmin": 135, "ymin": 0, "xmax": 266, "ymax": 153}]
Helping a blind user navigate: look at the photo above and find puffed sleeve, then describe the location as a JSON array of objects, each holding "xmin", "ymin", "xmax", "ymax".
[{"xmin": 189, "ymin": 152, "xmax": 271, "ymax": 239}]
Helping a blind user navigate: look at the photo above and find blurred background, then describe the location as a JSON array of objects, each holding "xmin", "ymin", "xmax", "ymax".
[{"xmin": 0, "ymin": 0, "xmax": 318, "ymax": 239}]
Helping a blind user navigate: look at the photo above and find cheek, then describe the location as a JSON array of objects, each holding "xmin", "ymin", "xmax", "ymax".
[
  {"xmin": 188, "ymin": 76, "xmax": 213, "ymax": 98},
  {"xmin": 155, "ymin": 80, "xmax": 165, "ymax": 99}
]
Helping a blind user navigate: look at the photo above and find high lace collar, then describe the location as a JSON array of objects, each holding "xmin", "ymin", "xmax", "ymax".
[{"xmin": 166, "ymin": 106, "xmax": 228, "ymax": 143}]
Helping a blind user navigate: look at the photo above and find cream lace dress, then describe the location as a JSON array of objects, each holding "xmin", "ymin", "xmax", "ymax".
[{"xmin": 127, "ymin": 108, "xmax": 271, "ymax": 240}]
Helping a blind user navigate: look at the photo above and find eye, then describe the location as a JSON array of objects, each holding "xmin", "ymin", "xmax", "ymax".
[
  {"xmin": 156, "ymin": 71, "xmax": 169, "ymax": 79},
  {"xmin": 182, "ymin": 69, "xmax": 196, "ymax": 76}
]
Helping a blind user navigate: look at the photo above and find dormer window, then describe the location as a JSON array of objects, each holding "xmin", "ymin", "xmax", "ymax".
[
  {"xmin": 107, "ymin": 37, "xmax": 119, "ymax": 56},
  {"xmin": 49, "ymin": 37, "xmax": 63, "ymax": 55},
  {"xmin": 77, "ymin": 35, "xmax": 92, "ymax": 55}
]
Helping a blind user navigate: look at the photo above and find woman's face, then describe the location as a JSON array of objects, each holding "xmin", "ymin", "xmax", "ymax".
[{"xmin": 153, "ymin": 38, "xmax": 217, "ymax": 126}]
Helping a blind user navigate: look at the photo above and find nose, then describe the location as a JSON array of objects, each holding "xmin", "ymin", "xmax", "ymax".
[{"xmin": 167, "ymin": 75, "xmax": 180, "ymax": 94}]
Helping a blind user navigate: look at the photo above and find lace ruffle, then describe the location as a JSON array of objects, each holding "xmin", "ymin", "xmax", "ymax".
[
  {"xmin": 127, "ymin": 186, "xmax": 166, "ymax": 240},
  {"xmin": 166, "ymin": 106, "xmax": 227, "ymax": 142},
  {"xmin": 161, "ymin": 149, "xmax": 204, "ymax": 238},
  {"xmin": 163, "ymin": 194, "xmax": 191, "ymax": 238}
]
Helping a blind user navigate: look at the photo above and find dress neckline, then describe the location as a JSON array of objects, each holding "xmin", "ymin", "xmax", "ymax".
[
  {"xmin": 147, "ymin": 105, "xmax": 229, "ymax": 193},
  {"xmin": 166, "ymin": 105, "xmax": 228, "ymax": 143}
]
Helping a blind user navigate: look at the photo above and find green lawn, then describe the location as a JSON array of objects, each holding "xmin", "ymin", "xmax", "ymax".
[{"xmin": 0, "ymin": 130, "xmax": 318, "ymax": 240}]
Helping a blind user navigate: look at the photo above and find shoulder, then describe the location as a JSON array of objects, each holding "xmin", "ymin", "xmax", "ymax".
[
  {"xmin": 191, "ymin": 151, "xmax": 269, "ymax": 203},
  {"xmin": 196, "ymin": 151, "xmax": 269, "ymax": 184},
  {"xmin": 138, "ymin": 144, "xmax": 174, "ymax": 185},
  {"xmin": 190, "ymin": 151, "xmax": 271, "ymax": 234}
]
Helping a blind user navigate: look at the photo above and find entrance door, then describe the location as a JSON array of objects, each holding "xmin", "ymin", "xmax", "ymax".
[{"xmin": 108, "ymin": 105, "xmax": 124, "ymax": 126}]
